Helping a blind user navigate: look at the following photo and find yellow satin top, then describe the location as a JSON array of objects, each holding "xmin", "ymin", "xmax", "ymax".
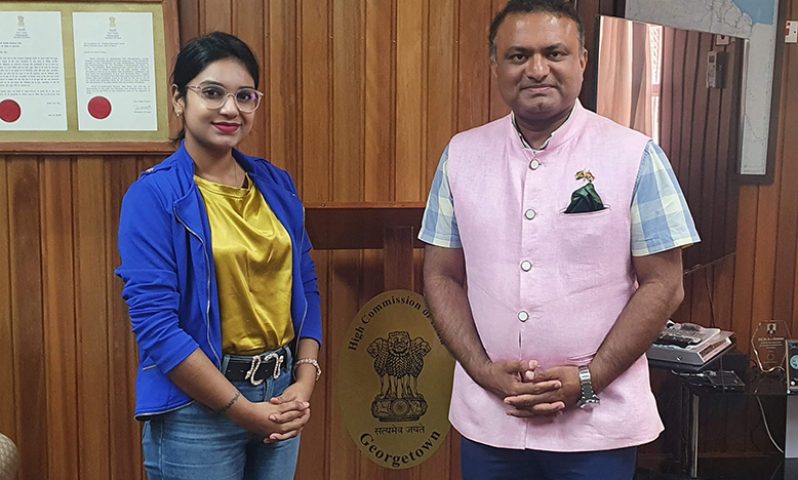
[{"xmin": 195, "ymin": 173, "xmax": 294, "ymax": 355}]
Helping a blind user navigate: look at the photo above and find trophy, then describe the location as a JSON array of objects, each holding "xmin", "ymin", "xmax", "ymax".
[{"xmin": 751, "ymin": 321, "xmax": 791, "ymax": 373}]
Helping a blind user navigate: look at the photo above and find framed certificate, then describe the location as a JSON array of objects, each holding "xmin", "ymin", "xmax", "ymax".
[{"xmin": 0, "ymin": 1, "xmax": 179, "ymax": 154}]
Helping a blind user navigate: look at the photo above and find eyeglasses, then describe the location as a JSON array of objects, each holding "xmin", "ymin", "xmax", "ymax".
[{"xmin": 185, "ymin": 84, "xmax": 263, "ymax": 113}]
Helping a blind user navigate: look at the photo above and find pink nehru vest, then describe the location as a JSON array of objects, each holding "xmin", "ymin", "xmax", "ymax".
[{"xmin": 446, "ymin": 101, "xmax": 663, "ymax": 451}]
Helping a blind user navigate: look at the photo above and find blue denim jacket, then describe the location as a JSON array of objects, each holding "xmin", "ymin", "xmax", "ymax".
[{"xmin": 116, "ymin": 142, "xmax": 322, "ymax": 418}]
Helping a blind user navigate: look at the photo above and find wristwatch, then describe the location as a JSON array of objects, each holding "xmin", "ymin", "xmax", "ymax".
[{"xmin": 576, "ymin": 365, "xmax": 600, "ymax": 409}]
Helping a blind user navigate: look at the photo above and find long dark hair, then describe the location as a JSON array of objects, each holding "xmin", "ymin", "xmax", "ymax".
[{"xmin": 171, "ymin": 32, "xmax": 260, "ymax": 143}]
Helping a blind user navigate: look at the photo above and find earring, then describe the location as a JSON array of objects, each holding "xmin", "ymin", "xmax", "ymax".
[{"xmin": 176, "ymin": 110, "xmax": 182, "ymax": 117}]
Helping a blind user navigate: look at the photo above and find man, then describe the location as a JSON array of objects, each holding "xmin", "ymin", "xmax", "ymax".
[{"xmin": 419, "ymin": 1, "xmax": 700, "ymax": 479}]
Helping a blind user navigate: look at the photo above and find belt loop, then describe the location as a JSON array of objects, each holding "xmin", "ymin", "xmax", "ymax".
[{"xmin": 220, "ymin": 355, "xmax": 231, "ymax": 375}]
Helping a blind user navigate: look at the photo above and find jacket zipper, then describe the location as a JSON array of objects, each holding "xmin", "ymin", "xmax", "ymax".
[
  {"xmin": 174, "ymin": 207, "xmax": 221, "ymax": 367},
  {"xmin": 294, "ymin": 224, "xmax": 309, "ymax": 341},
  {"xmin": 291, "ymin": 208, "xmax": 308, "ymax": 340}
]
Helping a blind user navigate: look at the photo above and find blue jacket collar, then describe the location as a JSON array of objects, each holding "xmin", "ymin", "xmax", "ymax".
[
  {"xmin": 161, "ymin": 141, "xmax": 283, "ymax": 194},
  {"xmin": 168, "ymin": 141, "xmax": 298, "ymax": 257}
]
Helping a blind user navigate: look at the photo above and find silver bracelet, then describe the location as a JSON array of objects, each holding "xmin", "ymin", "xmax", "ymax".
[{"xmin": 293, "ymin": 358, "xmax": 321, "ymax": 382}]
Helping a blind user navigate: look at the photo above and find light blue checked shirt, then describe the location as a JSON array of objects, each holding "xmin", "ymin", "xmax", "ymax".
[{"xmin": 419, "ymin": 139, "xmax": 700, "ymax": 257}]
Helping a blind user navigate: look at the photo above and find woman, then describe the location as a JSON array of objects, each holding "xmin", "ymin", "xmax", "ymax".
[{"xmin": 116, "ymin": 32, "xmax": 322, "ymax": 479}]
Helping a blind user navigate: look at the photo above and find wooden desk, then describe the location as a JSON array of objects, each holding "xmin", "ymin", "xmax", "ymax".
[{"xmin": 305, "ymin": 202, "xmax": 425, "ymax": 290}]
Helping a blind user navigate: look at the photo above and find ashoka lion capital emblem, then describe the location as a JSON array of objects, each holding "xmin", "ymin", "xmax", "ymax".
[{"xmin": 367, "ymin": 331, "xmax": 430, "ymax": 421}]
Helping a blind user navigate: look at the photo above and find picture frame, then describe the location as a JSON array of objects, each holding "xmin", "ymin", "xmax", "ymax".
[{"xmin": 0, "ymin": 0, "xmax": 179, "ymax": 154}]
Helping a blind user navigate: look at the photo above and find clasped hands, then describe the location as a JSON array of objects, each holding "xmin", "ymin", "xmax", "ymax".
[
  {"xmin": 476, "ymin": 360, "xmax": 583, "ymax": 417},
  {"xmin": 233, "ymin": 379, "xmax": 315, "ymax": 443}
]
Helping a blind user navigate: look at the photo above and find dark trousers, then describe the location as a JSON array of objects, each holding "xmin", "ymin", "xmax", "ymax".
[{"xmin": 461, "ymin": 436, "xmax": 637, "ymax": 480}]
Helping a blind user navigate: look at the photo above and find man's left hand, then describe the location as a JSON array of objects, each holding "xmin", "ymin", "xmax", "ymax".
[{"xmin": 503, "ymin": 366, "xmax": 581, "ymax": 417}]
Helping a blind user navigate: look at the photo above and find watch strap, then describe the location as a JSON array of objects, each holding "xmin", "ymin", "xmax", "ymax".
[{"xmin": 577, "ymin": 365, "xmax": 599, "ymax": 408}]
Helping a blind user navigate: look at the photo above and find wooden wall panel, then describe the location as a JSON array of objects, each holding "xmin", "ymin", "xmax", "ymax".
[
  {"xmin": 364, "ymin": 0, "xmax": 396, "ymax": 202},
  {"xmin": 202, "ymin": 0, "xmax": 232, "ymax": 33},
  {"xmin": 396, "ymin": 0, "xmax": 425, "ymax": 202},
  {"xmin": 773, "ymin": 24, "xmax": 798, "ymax": 327},
  {"xmin": 732, "ymin": 187, "xmax": 758, "ymax": 347},
  {"xmin": 580, "ymin": 0, "xmax": 601, "ymax": 111},
  {"xmin": 106, "ymin": 159, "xmax": 144, "ymax": 480},
  {"xmin": 362, "ymin": 4, "xmax": 400, "ymax": 479},
  {"xmin": 177, "ymin": 0, "xmax": 200, "ymax": 45},
  {"xmin": 3, "ymin": 0, "xmax": 798, "ymax": 478},
  {"xmin": 685, "ymin": 32, "xmax": 711, "ymax": 326},
  {"xmin": 332, "ymin": 0, "xmax": 365, "ymax": 202},
  {"xmin": 297, "ymin": 4, "xmax": 334, "ymax": 476},
  {"xmin": 269, "ymin": 1, "xmax": 301, "ymax": 176},
  {"xmin": 657, "ymin": 27, "xmax": 742, "ymax": 332},
  {"xmin": 327, "ymin": 250, "xmax": 361, "ymax": 480},
  {"xmin": 488, "ymin": 1, "xmax": 509, "ymax": 119},
  {"xmin": 330, "ymin": 3, "xmax": 366, "ymax": 478},
  {"xmin": 0, "ymin": 158, "xmax": 15, "ymax": 444},
  {"xmin": 456, "ymin": 0, "xmax": 492, "ymax": 131},
  {"xmin": 8, "ymin": 157, "xmax": 46, "ymax": 480},
  {"xmin": 713, "ymin": 36, "xmax": 741, "ymax": 271},
  {"xmin": 41, "ymin": 158, "xmax": 79, "ymax": 480},
  {"xmin": 234, "ymin": 0, "xmax": 267, "ymax": 158},
  {"xmin": 751, "ymin": 186, "xmax": 780, "ymax": 324},
  {"xmin": 425, "ymin": 0, "xmax": 456, "ymax": 189},
  {"xmin": 300, "ymin": 0, "xmax": 332, "ymax": 202},
  {"xmin": 74, "ymin": 158, "xmax": 111, "ymax": 480}
]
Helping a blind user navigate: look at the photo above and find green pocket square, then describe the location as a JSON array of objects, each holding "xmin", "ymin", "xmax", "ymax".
[{"xmin": 565, "ymin": 181, "xmax": 605, "ymax": 214}]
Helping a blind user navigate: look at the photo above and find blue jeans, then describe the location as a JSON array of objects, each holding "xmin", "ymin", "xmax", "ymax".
[
  {"xmin": 461, "ymin": 436, "xmax": 637, "ymax": 480},
  {"xmin": 142, "ymin": 348, "xmax": 299, "ymax": 480}
]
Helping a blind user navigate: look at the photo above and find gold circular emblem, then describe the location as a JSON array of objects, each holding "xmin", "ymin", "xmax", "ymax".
[{"xmin": 336, "ymin": 289, "xmax": 454, "ymax": 470}]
